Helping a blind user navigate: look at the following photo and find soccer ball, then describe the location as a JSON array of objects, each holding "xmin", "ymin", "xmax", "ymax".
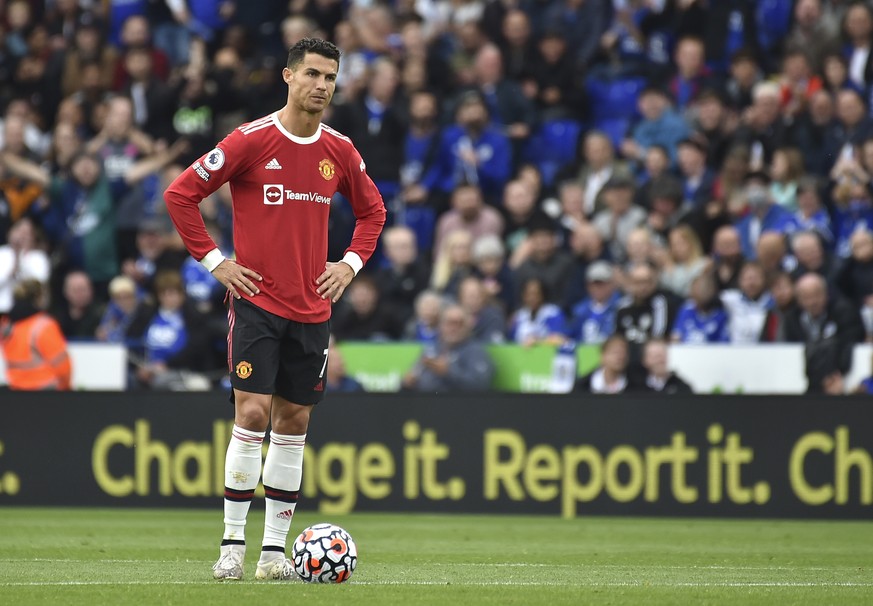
[{"xmin": 291, "ymin": 523, "xmax": 357, "ymax": 583}]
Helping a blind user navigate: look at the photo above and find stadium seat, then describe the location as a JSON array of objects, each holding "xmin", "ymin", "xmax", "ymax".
[
  {"xmin": 585, "ymin": 73, "xmax": 647, "ymax": 148},
  {"xmin": 524, "ymin": 119, "xmax": 583, "ymax": 186}
]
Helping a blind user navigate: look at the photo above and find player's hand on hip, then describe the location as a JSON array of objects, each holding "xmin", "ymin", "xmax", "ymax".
[
  {"xmin": 317, "ymin": 261, "xmax": 355, "ymax": 303},
  {"xmin": 212, "ymin": 259, "xmax": 263, "ymax": 299}
]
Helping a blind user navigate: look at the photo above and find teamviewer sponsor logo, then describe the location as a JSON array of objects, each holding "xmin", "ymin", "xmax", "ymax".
[{"xmin": 263, "ymin": 184, "xmax": 283, "ymax": 205}]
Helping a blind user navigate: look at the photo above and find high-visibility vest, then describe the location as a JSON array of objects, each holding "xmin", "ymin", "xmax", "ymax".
[{"xmin": 1, "ymin": 312, "xmax": 72, "ymax": 390}]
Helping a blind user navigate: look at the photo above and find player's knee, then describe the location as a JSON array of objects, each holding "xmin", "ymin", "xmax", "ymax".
[{"xmin": 234, "ymin": 395, "xmax": 271, "ymax": 431}]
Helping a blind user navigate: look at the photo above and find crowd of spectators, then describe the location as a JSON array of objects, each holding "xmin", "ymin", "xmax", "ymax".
[{"xmin": 2, "ymin": 0, "xmax": 873, "ymax": 394}]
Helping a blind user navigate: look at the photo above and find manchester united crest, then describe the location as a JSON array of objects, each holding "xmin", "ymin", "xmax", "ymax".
[
  {"xmin": 236, "ymin": 361, "xmax": 253, "ymax": 379},
  {"xmin": 318, "ymin": 158, "xmax": 335, "ymax": 181}
]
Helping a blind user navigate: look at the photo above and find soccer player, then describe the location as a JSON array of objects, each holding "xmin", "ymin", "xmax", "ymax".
[{"xmin": 164, "ymin": 38, "xmax": 386, "ymax": 581}]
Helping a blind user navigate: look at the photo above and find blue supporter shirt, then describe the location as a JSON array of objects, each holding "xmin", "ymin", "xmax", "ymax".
[
  {"xmin": 422, "ymin": 125, "xmax": 511, "ymax": 200},
  {"xmin": 671, "ymin": 301, "xmax": 730, "ymax": 344},
  {"xmin": 835, "ymin": 204, "xmax": 873, "ymax": 258},
  {"xmin": 181, "ymin": 256, "xmax": 222, "ymax": 304},
  {"xmin": 509, "ymin": 304, "xmax": 567, "ymax": 344},
  {"xmin": 145, "ymin": 309, "xmax": 188, "ymax": 363},
  {"xmin": 795, "ymin": 209, "xmax": 834, "ymax": 250},
  {"xmin": 567, "ymin": 292, "xmax": 621, "ymax": 345}
]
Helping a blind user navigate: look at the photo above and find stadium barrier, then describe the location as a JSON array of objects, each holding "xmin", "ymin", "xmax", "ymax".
[
  {"xmin": 1, "ymin": 392, "xmax": 870, "ymax": 518},
  {"xmin": 4, "ymin": 342, "xmax": 872, "ymax": 393}
]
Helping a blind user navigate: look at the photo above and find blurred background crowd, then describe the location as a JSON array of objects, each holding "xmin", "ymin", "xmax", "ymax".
[{"xmin": 2, "ymin": 0, "xmax": 873, "ymax": 394}]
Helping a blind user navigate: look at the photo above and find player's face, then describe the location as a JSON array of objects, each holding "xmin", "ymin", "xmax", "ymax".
[{"xmin": 284, "ymin": 53, "xmax": 339, "ymax": 114}]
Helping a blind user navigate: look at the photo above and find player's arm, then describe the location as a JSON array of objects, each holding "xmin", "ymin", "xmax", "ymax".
[
  {"xmin": 164, "ymin": 131, "xmax": 262, "ymax": 299},
  {"xmin": 316, "ymin": 148, "xmax": 387, "ymax": 303}
]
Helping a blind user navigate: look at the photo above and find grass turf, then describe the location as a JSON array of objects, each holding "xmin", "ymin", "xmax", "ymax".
[{"xmin": 0, "ymin": 508, "xmax": 871, "ymax": 605}]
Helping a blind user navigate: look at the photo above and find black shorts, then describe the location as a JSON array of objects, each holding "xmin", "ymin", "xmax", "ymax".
[{"xmin": 227, "ymin": 297, "xmax": 330, "ymax": 405}]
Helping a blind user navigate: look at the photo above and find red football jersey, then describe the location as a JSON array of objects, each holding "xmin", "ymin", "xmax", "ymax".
[{"xmin": 165, "ymin": 112, "xmax": 387, "ymax": 323}]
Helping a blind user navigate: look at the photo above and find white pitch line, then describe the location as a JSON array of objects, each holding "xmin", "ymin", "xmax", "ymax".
[
  {"xmin": 0, "ymin": 560, "xmax": 841, "ymax": 572},
  {"xmin": 1, "ymin": 580, "xmax": 872, "ymax": 588}
]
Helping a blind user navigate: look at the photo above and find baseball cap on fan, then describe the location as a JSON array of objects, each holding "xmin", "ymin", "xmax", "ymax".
[{"xmin": 586, "ymin": 261, "xmax": 614, "ymax": 283}]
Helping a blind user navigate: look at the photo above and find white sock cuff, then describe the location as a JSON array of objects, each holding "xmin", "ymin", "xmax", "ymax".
[
  {"xmin": 269, "ymin": 431, "xmax": 306, "ymax": 449},
  {"xmin": 232, "ymin": 425, "xmax": 266, "ymax": 442}
]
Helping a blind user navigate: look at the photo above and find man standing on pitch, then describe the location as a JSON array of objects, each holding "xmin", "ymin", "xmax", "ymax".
[{"xmin": 164, "ymin": 38, "xmax": 386, "ymax": 581}]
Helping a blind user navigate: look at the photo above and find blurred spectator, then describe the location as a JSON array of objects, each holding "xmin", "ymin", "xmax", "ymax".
[
  {"xmin": 402, "ymin": 303, "xmax": 495, "ymax": 392},
  {"xmin": 566, "ymin": 260, "xmax": 620, "ymax": 345},
  {"xmin": 756, "ymin": 231, "xmax": 790, "ymax": 278},
  {"xmin": 331, "ymin": 275, "xmax": 403, "ymax": 342},
  {"xmin": 825, "ymin": 89, "xmax": 873, "ymax": 170},
  {"xmin": 0, "ymin": 218, "xmax": 50, "ymax": 315},
  {"xmin": 831, "ymin": 174, "xmax": 873, "ymax": 259},
  {"xmin": 530, "ymin": 27, "xmax": 583, "ymax": 120},
  {"xmin": 734, "ymin": 82, "xmax": 789, "ymax": 169},
  {"xmin": 671, "ymin": 270, "xmax": 729, "ymax": 344},
  {"xmin": 121, "ymin": 217, "xmax": 187, "ymax": 294},
  {"xmin": 656, "ymin": 224, "xmax": 710, "ymax": 298},
  {"xmin": 785, "ymin": 0, "xmax": 840, "ymax": 72},
  {"xmin": 430, "ymin": 228, "xmax": 475, "ymax": 297},
  {"xmin": 125, "ymin": 269, "xmax": 216, "ymax": 390},
  {"xmin": 326, "ymin": 337, "xmax": 365, "ymax": 393},
  {"xmin": 793, "ymin": 177, "xmax": 834, "ymax": 248},
  {"xmin": 636, "ymin": 146, "xmax": 672, "ymax": 208},
  {"xmin": 374, "ymin": 225, "xmax": 431, "ymax": 326},
  {"xmin": 508, "ymin": 277, "xmax": 567, "ymax": 346},
  {"xmin": 820, "ymin": 52, "xmax": 859, "ymax": 98},
  {"xmin": 95, "ymin": 275, "xmax": 140, "ymax": 343},
  {"xmin": 403, "ymin": 289, "xmax": 444, "ymax": 345},
  {"xmin": 841, "ymin": 2, "xmax": 873, "ymax": 91},
  {"xmin": 399, "ymin": 89, "xmax": 443, "ymax": 233},
  {"xmin": 720, "ymin": 260, "xmax": 773, "ymax": 344},
  {"xmin": 592, "ymin": 176, "xmax": 647, "ymax": 263},
  {"xmin": 0, "ymin": 116, "xmax": 45, "ymax": 224},
  {"xmin": 456, "ymin": 274, "xmax": 506, "ymax": 344},
  {"xmin": 542, "ymin": 0, "xmax": 608, "ymax": 68},
  {"xmin": 676, "ymin": 133, "xmax": 715, "ymax": 210},
  {"xmin": 634, "ymin": 338, "xmax": 692, "ymax": 395},
  {"xmin": 776, "ymin": 49, "xmax": 822, "ymax": 120},
  {"xmin": 111, "ymin": 14, "xmax": 170, "ymax": 89},
  {"xmin": 329, "ymin": 57, "xmax": 406, "ymax": 202},
  {"xmin": 784, "ymin": 273, "xmax": 864, "ymax": 394},
  {"xmin": 615, "ymin": 262, "xmax": 678, "ymax": 354},
  {"xmin": 768, "ymin": 147, "xmax": 804, "ymax": 210},
  {"xmin": 562, "ymin": 222, "xmax": 608, "ymax": 310},
  {"xmin": 0, "ymin": 279, "xmax": 71, "ymax": 390},
  {"xmin": 620, "ymin": 85, "xmax": 690, "ymax": 166},
  {"xmin": 834, "ymin": 230, "xmax": 873, "ymax": 308},
  {"xmin": 724, "ymin": 49, "xmax": 763, "ymax": 111},
  {"xmin": 573, "ymin": 334, "xmax": 631, "ymax": 394},
  {"xmin": 761, "ymin": 270, "xmax": 797, "ymax": 342},
  {"xmin": 53, "ymin": 270, "xmax": 103, "ymax": 340},
  {"xmin": 711, "ymin": 225, "xmax": 745, "ymax": 291},
  {"xmin": 433, "ymin": 183, "xmax": 504, "ymax": 256},
  {"xmin": 641, "ymin": 175, "xmax": 684, "ymax": 242},
  {"xmin": 734, "ymin": 171, "xmax": 797, "ymax": 260},
  {"xmin": 472, "ymin": 233, "xmax": 515, "ymax": 313},
  {"xmin": 498, "ymin": 9, "xmax": 537, "ymax": 82},
  {"xmin": 119, "ymin": 44, "xmax": 176, "ymax": 141},
  {"xmin": 790, "ymin": 89, "xmax": 834, "ymax": 176},
  {"xmin": 690, "ymin": 89, "xmax": 735, "ymax": 171},
  {"xmin": 62, "ymin": 12, "xmax": 117, "ymax": 99},
  {"xmin": 463, "ymin": 43, "xmax": 536, "ymax": 165},
  {"xmin": 148, "ymin": 0, "xmax": 192, "ymax": 66},
  {"xmin": 421, "ymin": 91, "xmax": 511, "ymax": 204},
  {"xmin": 554, "ymin": 180, "xmax": 587, "ymax": 238},
  {"xmin": 667, "ymin": 36, "xmax": 714, "ymax": 111},
  {"xmin": 557, "ymin": 130, "xmax": 633, "ymax": 217},
  {"xmin": 502, "ymin": 178, "xmax": 551, "ymax": 262},
  {"xmin": 1, "ymin": 150, "xmax": 119, "ymax": 287},
  {"xmin": 511, "ymin": 218, "xmax": 574, "ymax": 304},
  {"xmin": 789, "ymin": 230, "xmax": 836, "ymax": 283}
]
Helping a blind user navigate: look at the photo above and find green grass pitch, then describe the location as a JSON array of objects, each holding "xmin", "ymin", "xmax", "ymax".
[{"xmin": 0, "ymin": 508, "xmax": 871, "ymax": 605}]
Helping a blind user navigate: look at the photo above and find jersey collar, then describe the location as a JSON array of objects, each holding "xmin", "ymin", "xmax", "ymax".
[{"xmin": 271, "ymin": 112, "xmax": 322, "ymax": 144}]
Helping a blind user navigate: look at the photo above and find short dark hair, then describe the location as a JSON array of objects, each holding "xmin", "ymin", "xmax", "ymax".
[{"xmin": 286, "ymin": 38, "xmax": 341, "ymax": 69}]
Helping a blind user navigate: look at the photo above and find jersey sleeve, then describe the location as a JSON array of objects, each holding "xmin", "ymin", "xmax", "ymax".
[
  {"xmin": 164, "ymin": 129, "xmax": 250, "ymax": 265},
  {"xmin": 337, "ymin": 145, "xmax": 387, "ymax": 271}
]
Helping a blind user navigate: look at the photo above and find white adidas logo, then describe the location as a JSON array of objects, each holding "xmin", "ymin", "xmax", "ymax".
[{"xmin": 265, "ymin": 158, "xmax": 282, "ymax": 170}]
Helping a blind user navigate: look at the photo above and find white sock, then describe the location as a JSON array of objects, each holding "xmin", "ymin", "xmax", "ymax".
[
  {"xmin": 260, "ymin": 431, "xmax": 305, "ymax": 560},
  {"xmin": 221, "ymin": 425, "xmax": 265, "ymax": 545}
]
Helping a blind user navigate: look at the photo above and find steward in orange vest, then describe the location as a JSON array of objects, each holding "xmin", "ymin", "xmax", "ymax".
[{"xmin": 1, "ymin": 280, "xmax": 71, "ymax": 390}]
